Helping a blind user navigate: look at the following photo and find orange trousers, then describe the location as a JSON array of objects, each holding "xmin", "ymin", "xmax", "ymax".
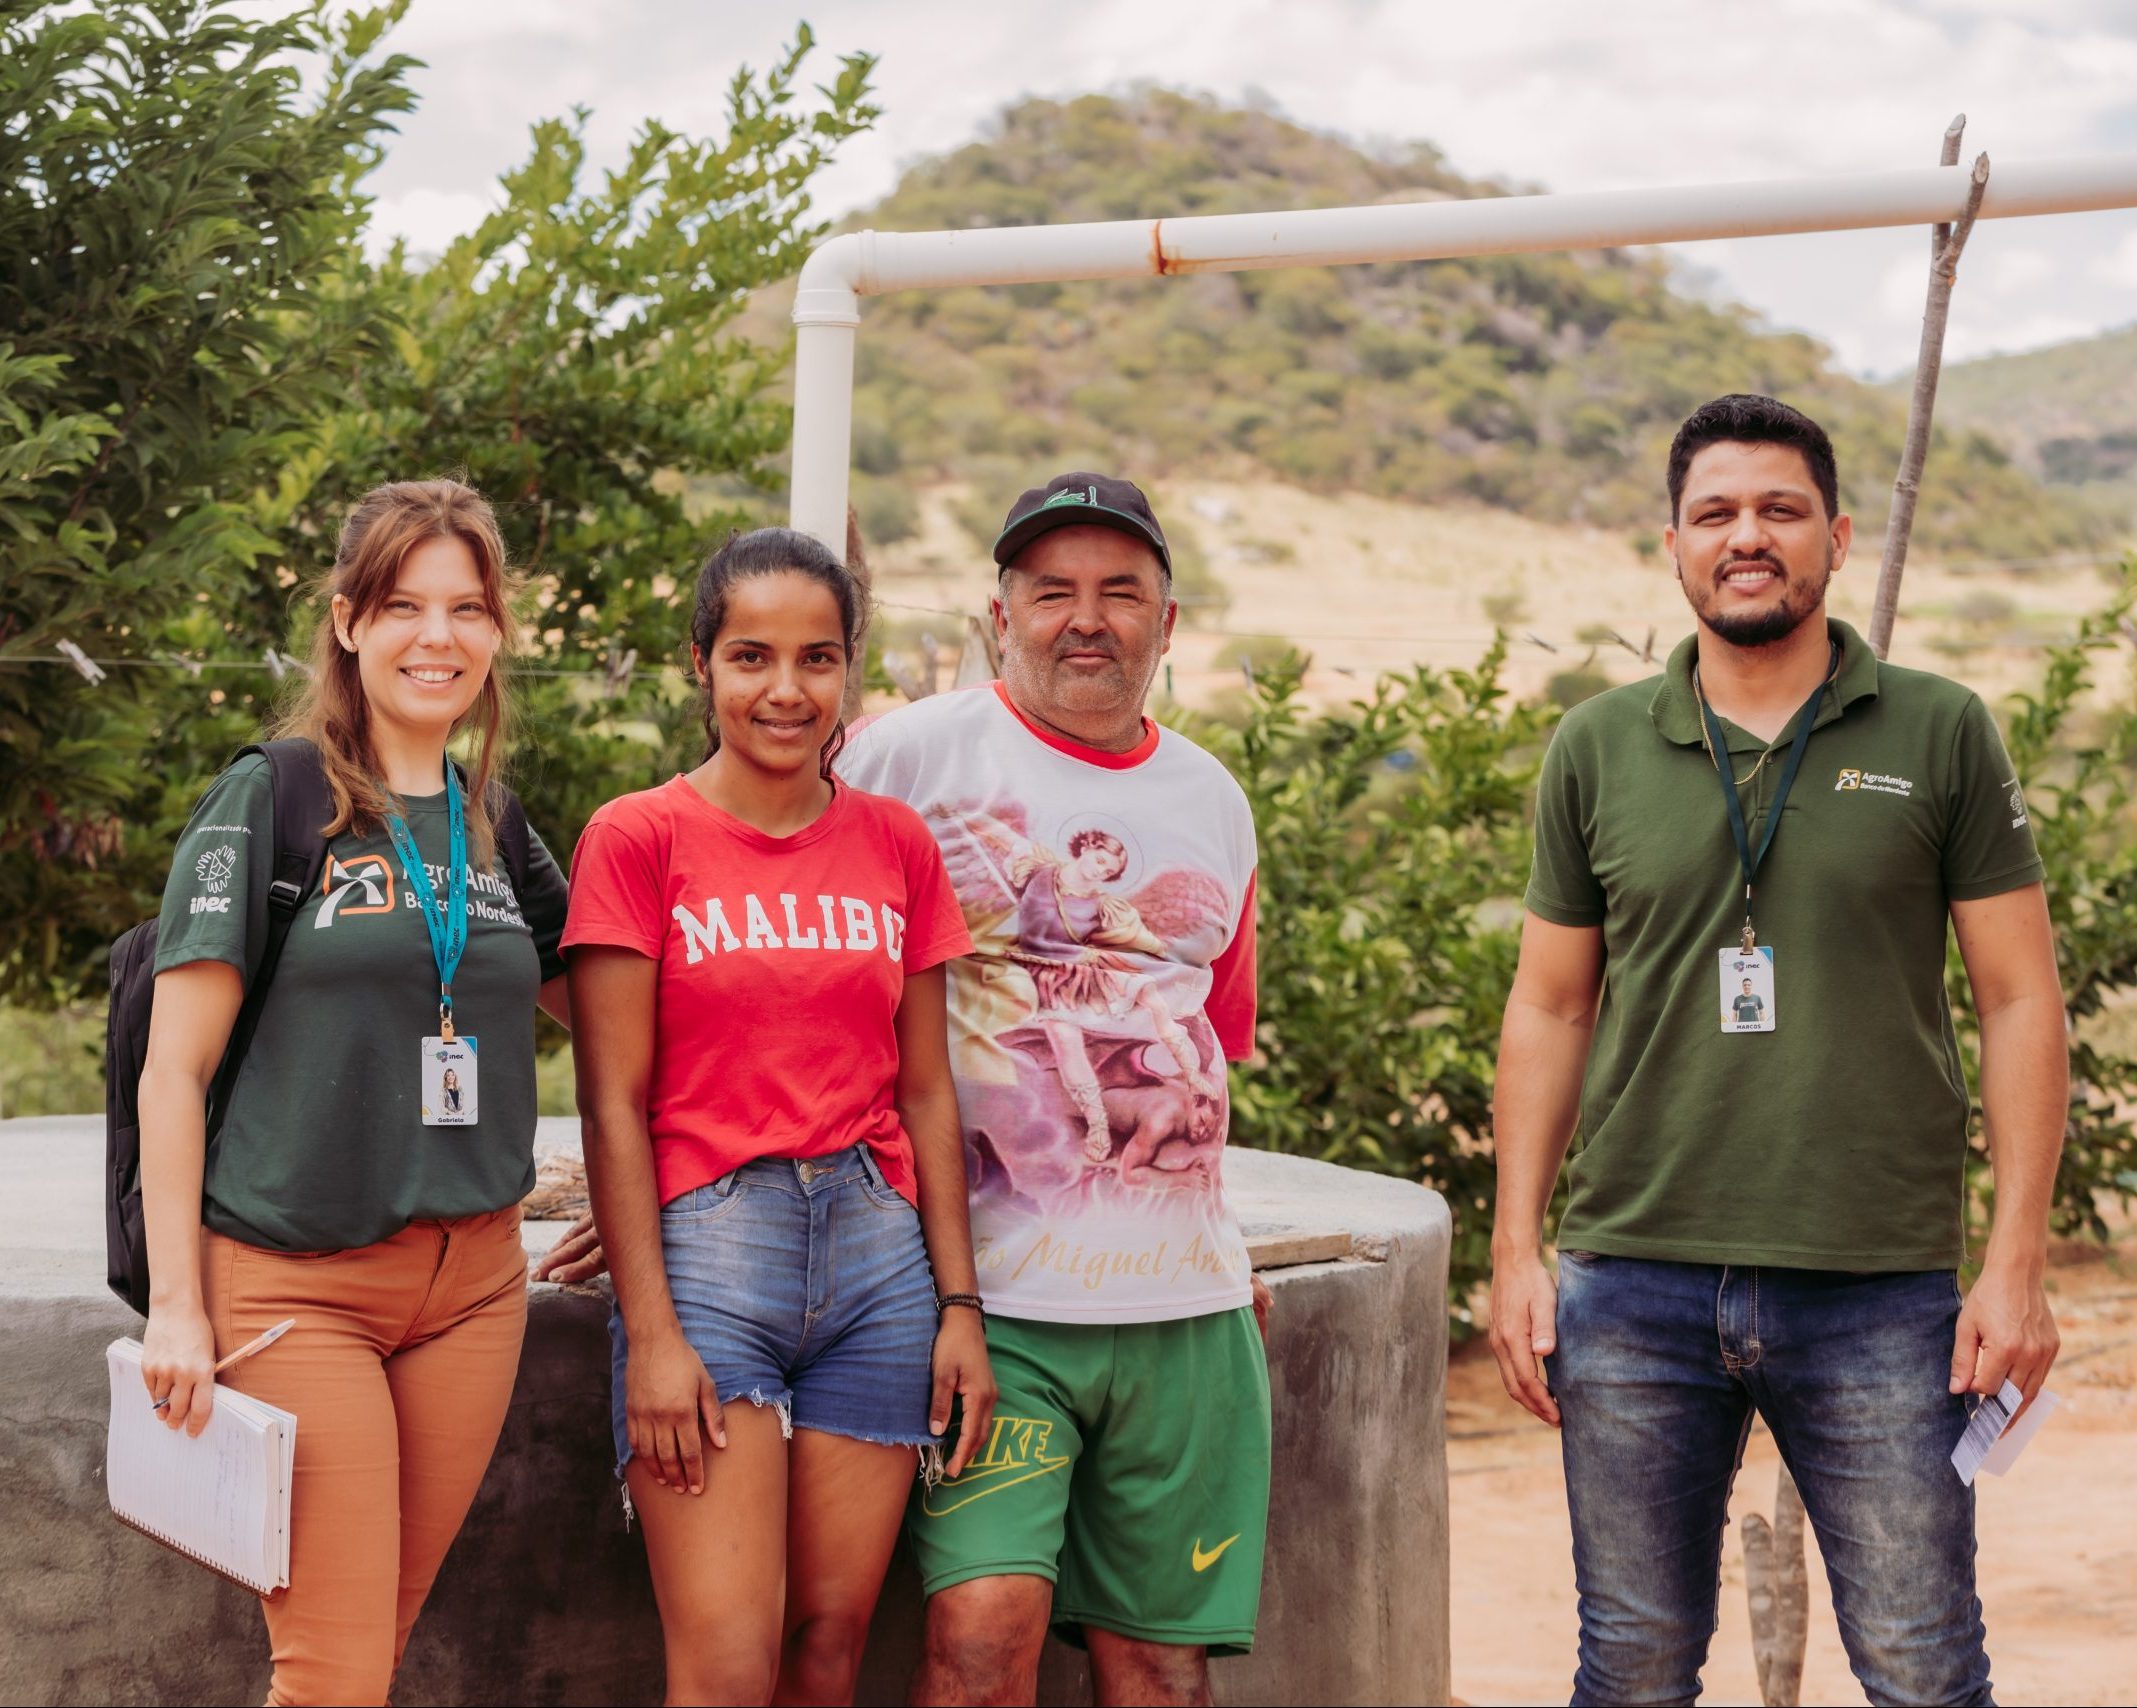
[{"xmin": 203, "ymin": 1206, "xmax": 528, "ymax": 1707}]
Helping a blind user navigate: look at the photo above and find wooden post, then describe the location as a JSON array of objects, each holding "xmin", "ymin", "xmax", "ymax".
[
  {"xmin": 1742, "ymin": 1462, "xmax": 1811, "ymax": 1706},
  {"xmin": 1869, "ymin": 118, "xmax": 1991, "ymax": 660},
  {"xmin": 844, "ymin": 502, "xmax": 872, "ymax": 720},
  {"xmin": 952, "ymin": 612, "xmax": 1001, "ymax": 688}
]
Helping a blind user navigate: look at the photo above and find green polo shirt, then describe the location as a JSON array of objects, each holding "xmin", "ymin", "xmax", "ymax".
[
  {"xmin": 153, "ymin": 755, "xmax": 570, "ymax": 1252},
  {"xmin": 1525, "ymin": 619, "xmax": 2042, "ymax": 1270}
]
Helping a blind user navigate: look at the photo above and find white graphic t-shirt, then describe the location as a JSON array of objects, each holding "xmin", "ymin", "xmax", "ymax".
[{"xmin": 838, "ymin": 682, "xmax": 1259, "ymax": 1323}]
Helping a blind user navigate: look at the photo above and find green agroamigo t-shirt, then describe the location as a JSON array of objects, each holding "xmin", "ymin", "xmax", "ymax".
[
  {"xmin": 154, "ymin": 754, "xmax": 569, "ymax": 1252},
  {"xmin": 1524, "ymin": 620, "xmax": 2043, "ymax": 1271}
]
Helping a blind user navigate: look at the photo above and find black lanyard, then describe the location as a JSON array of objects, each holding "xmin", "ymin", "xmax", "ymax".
[{"xmin": 1695, "ymin": 641, "xmax": 1837, "ymax": 951}]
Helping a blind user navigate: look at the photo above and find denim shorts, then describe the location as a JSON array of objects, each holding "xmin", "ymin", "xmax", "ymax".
[{"xmin": 609, "ymin": 1143, "xmax": 941, "ymax": 1468}]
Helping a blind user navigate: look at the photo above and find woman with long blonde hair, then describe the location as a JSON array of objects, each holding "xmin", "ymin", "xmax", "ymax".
[{"xmin": 136, "ymin": 478, "xmax": 572, "ymax": 1705}]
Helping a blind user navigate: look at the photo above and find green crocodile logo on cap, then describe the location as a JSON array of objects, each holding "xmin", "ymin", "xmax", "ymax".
[{"xmin": 1041, "ymin": 486, "xmax": 1098, "ymax": 509}]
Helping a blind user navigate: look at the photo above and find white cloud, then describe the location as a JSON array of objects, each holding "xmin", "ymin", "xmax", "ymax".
[
  {"xmin": 344, "ymin": 0, "xmax": 2137, "ymax": 375},
  {"xmin": 1988, "ymin": 247, "xmax": 2055, "ymax": 293},
  {"xmin": 381, "ymin": 0, "xmax": 607, "ymax": 49},
  {"xmin": 1880, "ymin": 252, "xmax": 1934, "ymax": 321},
  {"xmin": 1957, "ymin": 307, "xmax": 2102, "ymax": 361},
  {"xmin": 2095, "ymin": 228, "xmax": 2137, "ymax": 287},
  {"xmin": 1942, "ymin": 308, "xmax": 2101, "ymax": 361},
  {"xmin": 363, "ymin": 188, "xmax": 495, "ymax": 263}
]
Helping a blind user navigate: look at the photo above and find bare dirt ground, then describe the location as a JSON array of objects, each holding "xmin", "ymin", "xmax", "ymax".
[
  {"xmin": 869, "ymin": 479, "xmax": 2125, "ymax": 714},
  {"xmin": 1447, "ymin": 1226, "xmax": 2137, "ymax": 1706}
]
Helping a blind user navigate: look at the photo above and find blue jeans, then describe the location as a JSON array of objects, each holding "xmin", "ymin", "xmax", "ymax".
[
  {"xmin": 1550, "ymin": 1254, "xmax": 1992, "ymax": 1706},
  {"xmin": 609, "ymin": 1144, "xmax": 941, "ymax": 1471}
]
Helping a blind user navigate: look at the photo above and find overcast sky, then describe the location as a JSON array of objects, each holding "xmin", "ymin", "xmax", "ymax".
[{"xmin": 353, "ymin": 0, "xmax": 2137, "ymax": 376}]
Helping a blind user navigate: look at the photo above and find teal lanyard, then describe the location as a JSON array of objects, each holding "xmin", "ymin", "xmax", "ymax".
[
  {"xmin": 1695, "ymin": 641, "xmax": 1836, "ymax": 952},
  {"xmin": 384, "ymin": 771, "xmax": 469, "ymax": 1034}
]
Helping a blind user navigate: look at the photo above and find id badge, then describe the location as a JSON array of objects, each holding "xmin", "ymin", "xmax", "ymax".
[
  {"xmin": 1719, "ymin": 946, "xmax": 1776, "ymax": 1033},
  {"xmin": 421, "ymin": 1035, "xmax": 478, "ymax": 1126}
]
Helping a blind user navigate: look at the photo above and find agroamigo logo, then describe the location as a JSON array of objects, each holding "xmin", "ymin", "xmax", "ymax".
[
  {"xmin": 315, "ymin": 854, "xmax": 396, "ymax": 928},
  {"xmin": 1834, "ymin": 766, "xmax": 1914, "ymax": 798}
]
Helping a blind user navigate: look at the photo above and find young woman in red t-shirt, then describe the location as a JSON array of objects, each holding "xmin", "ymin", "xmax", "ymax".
[{"xmin": 562, "ymin": 528, "xmax": 995, "ymax": 1705}]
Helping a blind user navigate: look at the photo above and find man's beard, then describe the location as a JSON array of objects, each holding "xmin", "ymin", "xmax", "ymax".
[{"xmin": 1681, "ymin": 549, "xmax": 1832, "ymax": 647}]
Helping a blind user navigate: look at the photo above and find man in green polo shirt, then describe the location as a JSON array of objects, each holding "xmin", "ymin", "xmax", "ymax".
[{"xmin": 1489, "ymin": 394, "xmax": 2065, "ymax": 1705}]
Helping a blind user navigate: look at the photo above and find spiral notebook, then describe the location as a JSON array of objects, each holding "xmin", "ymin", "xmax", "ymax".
[{"xmin": 105, "ymin": 1338, "xmax": 295, "ymax": 1596}]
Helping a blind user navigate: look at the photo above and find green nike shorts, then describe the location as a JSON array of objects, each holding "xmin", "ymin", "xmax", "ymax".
[{"xmin": 908, "ymin": 1307, "xmax": 1272, "ymax": 1654}]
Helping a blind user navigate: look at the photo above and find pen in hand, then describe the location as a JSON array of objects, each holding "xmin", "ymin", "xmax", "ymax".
[{"xmin": 151, "ymin": 1317, "xmax": 296, "ymax": 1410}]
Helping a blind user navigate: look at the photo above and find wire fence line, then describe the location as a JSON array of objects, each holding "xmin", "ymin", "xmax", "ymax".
[
  {"xmin": 9, "ymin": 581, "xmax": 2133, "ymax": 692},
  {"xmin": 3, "ymin": 619, "xmax": 2120, "ymax": 687}
]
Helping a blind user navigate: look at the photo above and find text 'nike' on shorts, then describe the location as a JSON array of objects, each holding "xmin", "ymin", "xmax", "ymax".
[{"xmin": 906, "ymin": 1306, "xmax": 1272, "ymax": 1654}]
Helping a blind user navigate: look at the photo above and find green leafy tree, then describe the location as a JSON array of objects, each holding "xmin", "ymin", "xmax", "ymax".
[
  {"xmin": 1, "ymin": 4, "xmax": 878, "ymax": 1005},
  {"xmin": 0, "ymin": 0, "xmax": 415, "ymax": 1001},
  {"xmin": 262, "ymin": 27, "xmax": 879, "ymax": 870}
]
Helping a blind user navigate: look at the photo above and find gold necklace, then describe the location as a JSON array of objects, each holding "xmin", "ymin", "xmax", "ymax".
[{"xmin": 1693, "ymin": 661, "xmax": 1837, "ymax": 788}]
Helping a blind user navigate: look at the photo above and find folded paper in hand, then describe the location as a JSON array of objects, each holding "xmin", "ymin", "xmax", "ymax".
[{"xmin": 1950, "ymin": 1378, "xmax": 2060, "ymax": 1487}]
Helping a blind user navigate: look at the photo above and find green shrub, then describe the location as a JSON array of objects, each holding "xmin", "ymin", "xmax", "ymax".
[
  {"xmin": 1955, "ymin": 562, "xmax": 2137, "ymax": 1247},
  {"xmin": 1186, "ymin": 644, "xmax": 1556, "ymax": 1331},
  {"xmin": 851, "ymin": 475, "xmax": 922, "ymax": 548},
  {"xmin": 0, "ymin": 1003, "xmax": 104, "ymax": 1118},
  {"xmin": 1547, "ymin": 666, "xmax": 1613, "ymax": 708},
  {"xmin": 1952, "ymin": 588, "xmax": 2018, "ymax": 628},
  {"xmin": 1481, "ymin": 589, "xmax": 1529, "ymax": 628}
]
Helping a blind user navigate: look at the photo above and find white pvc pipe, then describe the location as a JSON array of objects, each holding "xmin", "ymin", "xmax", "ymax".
[
  {"xmin": 789, "ymin": 153, "xmax": 2137, "ymax": 548},
  {"xmin": 789, "ymin": 319, "xmax": 856, "ymax": 558}
]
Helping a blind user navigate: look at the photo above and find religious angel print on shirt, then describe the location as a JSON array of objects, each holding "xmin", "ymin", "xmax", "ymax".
[{"xmin": 928, "ymin": 796, "xmax": 1234, "ymax": 1212}]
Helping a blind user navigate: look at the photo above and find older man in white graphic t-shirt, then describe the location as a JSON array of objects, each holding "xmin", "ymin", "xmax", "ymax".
[{"xmin": 838, "ymin": 472, "xmax": 1271, "ymax": 1707}]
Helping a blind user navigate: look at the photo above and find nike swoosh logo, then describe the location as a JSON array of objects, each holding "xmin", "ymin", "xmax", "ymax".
[
  {"xmin": 918, "ymin": 1453, "xmax": 1070, "ymax": 1518},
  {"xmin": 1192, "ymin": 1534, "xmax": 1240, "ymax": 1572}
]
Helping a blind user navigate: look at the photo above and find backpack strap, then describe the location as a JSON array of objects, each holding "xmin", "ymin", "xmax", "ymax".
[
  {"xmin": 494, "ymin": 787, "xmax": 533, "ymax": 899},
  {"xmin": 206, "ymin": 739, "xmax": 334, "ymax": 1136},
  {"xmin": 452, "ymin": 761, "xmax": 534, "ymax": 898}
]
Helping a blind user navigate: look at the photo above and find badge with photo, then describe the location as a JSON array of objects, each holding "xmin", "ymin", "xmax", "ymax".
[
  {"xmin": 1718, "ymin": 946, "xmax": 1777, "ymax": 1034},
  {"xmin": 420, "ymin": 1034, "xmax": 479, "ymax": 1126}
]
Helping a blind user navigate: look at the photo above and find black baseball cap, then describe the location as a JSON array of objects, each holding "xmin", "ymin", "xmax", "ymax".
[{"xmin": 992, "ymin": 471, "xmax": 1171, "ymax": 576}]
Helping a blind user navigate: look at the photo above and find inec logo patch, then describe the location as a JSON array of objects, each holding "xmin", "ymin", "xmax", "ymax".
[
  {"xmin": 2005, "ymin": 776, "xmax": 2029, "ymax": 829},
  {"xmin": 193, "ymin": 845, "xmax": 237, "ymax": 893}
]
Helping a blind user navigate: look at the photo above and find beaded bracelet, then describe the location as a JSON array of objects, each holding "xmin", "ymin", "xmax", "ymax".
[{"xmin": 937, "ymin": 1292, "xmax": 985, "ymax": 1315}]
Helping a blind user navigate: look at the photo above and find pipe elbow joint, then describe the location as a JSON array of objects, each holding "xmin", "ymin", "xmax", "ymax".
[{"xmin": 794, "ymin": 231, "xmax": 869, "ymax": 328}]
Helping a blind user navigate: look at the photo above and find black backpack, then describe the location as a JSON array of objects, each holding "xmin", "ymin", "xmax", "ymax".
[{"xmin": 104, "ymin": 739, "xmax": 534, "ymax": 1313}]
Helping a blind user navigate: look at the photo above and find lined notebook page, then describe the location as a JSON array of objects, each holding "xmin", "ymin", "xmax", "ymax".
[{"xmin": 105, "ymin": 1339, "xmax": 295, "ymax": 1594}]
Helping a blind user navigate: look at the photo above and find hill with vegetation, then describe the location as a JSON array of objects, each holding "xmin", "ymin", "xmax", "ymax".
[
  {"xmin": 832, "ymin": 90, "xmax": 2112, "ymax": 566},
  {"xmin": 1927, "ymin": 324, "xmax": 2137, "ymax": 525}
]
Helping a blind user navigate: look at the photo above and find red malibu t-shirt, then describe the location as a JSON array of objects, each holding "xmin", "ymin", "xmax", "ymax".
[{"xmin": 561, "ymin": 777, "xmax": 972, "ymax": 1207}]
